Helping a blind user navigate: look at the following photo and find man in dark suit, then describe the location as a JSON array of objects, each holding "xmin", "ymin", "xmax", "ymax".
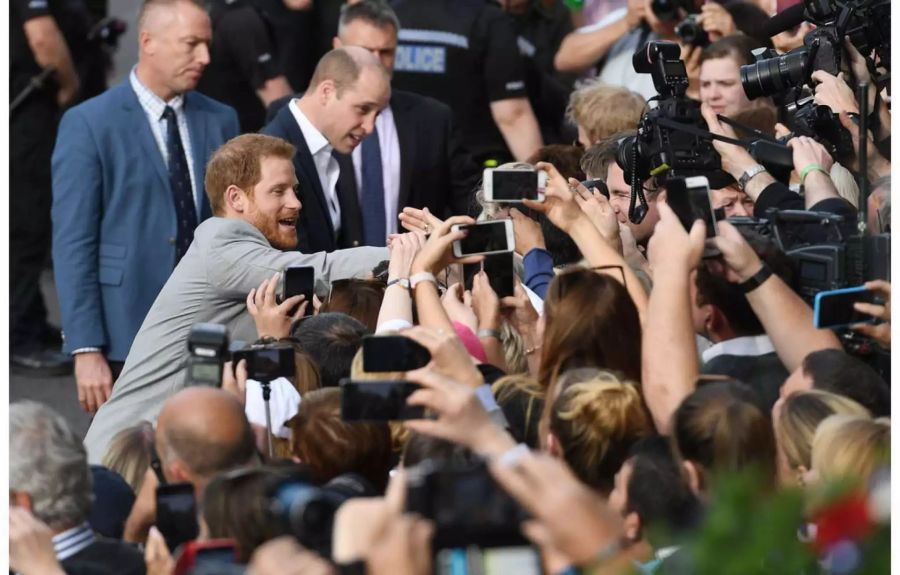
[
  {"xmin": 52, "ymin": 0, "xmax": 240, "ymax": 415},
  {"xmin": 265, "ymin": 0, "xmax": 479, "ymax": 251},
  {"xmin": 10, "ymin": 401, "xmax": 145, "ymax": 575},
  {"xmin": 262, "ymin": 45, "xmax": 391, "ymax": 252}
]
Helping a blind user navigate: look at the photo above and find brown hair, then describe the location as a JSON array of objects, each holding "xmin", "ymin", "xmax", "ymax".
[
  {"xmin": 204, "ymin": 134, "xmax": 295, "ymax": 216},
  {"xmin": 320, "ymin": 279, "xmax": 386, "ymax": 333},
  {"xmin": 526, "ymin": 145, "xmax": 586, "ymax": 181},
  {"xmin": 290, "ymin": 388, "xmax": 393, "ymax": 492},
  {"xmin": 549, "ymin": 372, "xmax": 653, "ymax": 495},
  {"xmin": 101, "ymin": 421, "xmax": 155, "ymax": 493},
  {"xmin": 700, "ymin": 34, "xmax": 758, "ymax": 67},
  {"xmin": 672, "ymin": 382, "xmax": 776, "ymax": 490},
  {"xmin": 580, "ymin": 131, "xmax": 633, "ymax": 181},
  {"xmin": 566, "ymin": 82, "xmax": 646, "ymax": 146},
  {"xmin": 538, "ymin": 268, "xmax": 642, "ymax": 390},
  {"xmin": 774, "ymin": 390, "xmax": 870, "ymax": 472}
]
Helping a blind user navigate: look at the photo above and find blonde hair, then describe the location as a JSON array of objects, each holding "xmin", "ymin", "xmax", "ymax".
[
  {"xmin": 474, "ymin": 162, "xmax": 533, "ymax": 220},
  {"xmin": 566, "ymin": 82, "xmax": 647, "ymax": 145},
  {"xmin": 774, "ymin": 390, "xmax": 870, "ymax": 472},
  {"xmin": 549, "ymin": 371, "xmax": 652, "ymax": 494},
  {"xmin": 811, "ymin": 415, "xmax": 890, "ymax": 485},
  {"xmin": 101, "ymin": 421, "xmax": 155, "ymax": 493}
]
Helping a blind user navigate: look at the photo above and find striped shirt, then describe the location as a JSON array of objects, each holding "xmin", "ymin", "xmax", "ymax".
[
  {"xmin": 129, "ymin": 68, "xmax": 201, "ymax": 215},
  {"xmin": 52, "ymin": 522, "xmax": 96, "ymax": 562}
]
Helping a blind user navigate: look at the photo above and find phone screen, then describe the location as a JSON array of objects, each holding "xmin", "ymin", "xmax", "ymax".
[
  {"xmin": 156, "ymin": 483, "xmax": 199, "ymax": 552},
  {"xmin": 282, "ymin": 266, "xmax": 315, "ymax": 316},
  {"xmin": 456, "ymin": 222, "xmax": 512, "ymax": 256},
  {"xmin": 340, "ymin": 380, "xmax": 424, "ymax": 421},
  {"xmin": 814, "ymin": 287, "xmax": 874, "ymax": 329},
  {"xmin": 436, "ymin": 546, "xmax": 541, "ymax": 575},
  {"xmin": 490, "ymin": 170, "xmax": 539, "ymax": 201},
  {"xmin": 362, "ymin": 336, "xmax": 432, "ymax": 372},
  {"xmin": 667, "ymin": 177, "xmax": 717, "ymax": 237},
  {"xmin": 463, "ymin": 254, "xmax": 514, "ymax": 299},
  {"xmin": 194, "ymin": 546, "xmax": 238, "ymax": 565}
]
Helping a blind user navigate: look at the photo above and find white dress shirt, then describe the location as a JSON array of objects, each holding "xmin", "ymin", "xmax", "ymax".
[
  {"xmin": 351, "ymin": 105, "xmax": 402, "ymax": 235},
  {"xmin": 289, "ymin": 99, "xmax": 342, "ymax": 235},
  {"xmin": 129, "ymin": 69, "xmax": 201, "ymax": 215}
]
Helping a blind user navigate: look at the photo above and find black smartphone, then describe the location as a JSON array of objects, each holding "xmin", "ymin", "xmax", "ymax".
[
  {"xmin": 280, "ymin": 266, "xmax": 315, "ymax": 316},
  {"xmin": 155, "ymin": 482, "xmax": 199, "ymax": 552},
  {"xmin": 667, "ymin": 176, "xmax": 718, "ymax": 237},
  {"xmin": 451, "ymin": 220, "xmax": 515, "ymax": 257},
  {"xmin": 463, "ymin": 253, "xmax": 514, "ymax": 299},
  {"xmin": 362, "ymin": 335, "xmax": 431, "ymax": 372},
  {"xmin": 580, "ymin": 178, "xmax": 610, "ymax": 198},
  {"xmin": 813, "ymin": 286, "xmax": 877, "ymax": 329},
  {"xmin": 340, "ymin": 379, "xmax": 425, "ymax": 421}
]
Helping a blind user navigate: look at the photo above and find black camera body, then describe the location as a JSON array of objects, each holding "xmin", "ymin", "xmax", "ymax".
[
  {"xmin": 618, "ymin": 42, "xmax": 730, "ymax": 195},
  {"xmin": 405, "ymin": 458, "xmax": 527, "ymax": 549},
  {"xmin": 650, "ymin": 0, "xmax": 694, "ymax": 22},
  {"xmin": 785, "ymin": 95, "xmax": 856, "ymax": 160},
  {"xmin": 232, "ymin": 342, "xmax": 295, "ymax": 382},
  {"xmin": 675, "ymin": 14, "xmax": 709, "ymax": 48},
  {"xmin": 185, "ymin": 323, "xmax": 229, "ymax": 387},
  {"xmin": 268, "ymin": 473, "xmax": 375, "ymax": 559}
]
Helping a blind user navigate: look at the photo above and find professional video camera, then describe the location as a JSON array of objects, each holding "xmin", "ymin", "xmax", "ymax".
[
  {"xmin": 616, "ymin": 41, "xmax": 793, "ymax": 224},
  {"xmin": 740, "ymin": 0, "xmax": 890, "ymax": 159},
  {"xmin": 268, "ymin": 472, "xmax": 376, "ymax": 558}
]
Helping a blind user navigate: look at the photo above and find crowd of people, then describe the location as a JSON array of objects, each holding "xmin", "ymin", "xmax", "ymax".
[{"xmin": 9, "ymin": 0, "xmax": 891, "ymax": 573}]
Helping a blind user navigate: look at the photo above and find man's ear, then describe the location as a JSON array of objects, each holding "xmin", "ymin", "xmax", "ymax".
[
  {"xmin": 332, "ymin": 36, "xmax": 342, "ymax": 50},
  {"xmin": 623, "ymin": 511, "xmax": 642, "ymax": 543},
  {"xmin": 225, "ymin": 184, "xmax": 247, "ymax": 213},
  {"xmin": 10, "ymin": 491, "xmax": 33, "ymax": 513},
  {"xmin": 319, "ymin": 79, "xmax": 337, "ymax": 104},
  {"xmin": 682, "ymin": 460, "xmax": 704, "ymax": 497},
  {"xmin": 167, "ymin": 460, "xmax": 192, "ymax": 484}
]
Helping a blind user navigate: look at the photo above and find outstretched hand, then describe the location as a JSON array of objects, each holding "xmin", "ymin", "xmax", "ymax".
[{"xmin": 247, "ymin": 272, "xmax": 307, "ymax": 339}]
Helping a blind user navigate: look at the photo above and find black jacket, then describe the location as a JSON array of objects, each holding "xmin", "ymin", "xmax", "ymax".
[
  {"xmin": 264, "ymin": 90, "xmax": 479, "ymax": 252},
  {"xmin": 60, "ymin": 538, "xmax": 145, "ymax": 575}
]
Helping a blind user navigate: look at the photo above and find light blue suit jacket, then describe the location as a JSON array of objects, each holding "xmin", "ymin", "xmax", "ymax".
[{"xmin": 52, "ymin": 80, "xmax": 239, "ymax": 361}]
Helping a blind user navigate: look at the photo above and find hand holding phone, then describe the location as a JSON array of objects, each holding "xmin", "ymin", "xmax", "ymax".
[
  {"xmin": 280, "ymin": 266, "xmax": 315, "ymax": 317},
  {"xmin": 451, "ymin": 220, "xmax": 515, "ymax": 258},
  {"xmin": 814, "ymin": 285, "xmax": 879, "ymax": 329},
  {"xmin": 483, "ymin": 169, "xmax": 547, "ymax": 203},
  {"xmin": 155, "ymin": 483, "xmax": 199, "ymax": 552},
  {"xmin": 463, "ymin": 253, "xmax": 514, "ymax": 299},
  {"xmin": 666, "ymin": 176, "xmax": 718, "ymax": 237},
  {"xmin": 340, "ymin": 379, "xmax": 425, "ymax": 421}
]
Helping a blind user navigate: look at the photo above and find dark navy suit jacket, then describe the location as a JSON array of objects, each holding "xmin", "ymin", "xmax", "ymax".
[{"xmin": 52, "ymin": 80, "xmax": 239, "ymax": 361}]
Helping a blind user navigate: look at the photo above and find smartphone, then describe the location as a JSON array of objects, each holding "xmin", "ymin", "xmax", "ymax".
[
  {"xmin": 813, "ymin": 285, "xmax": 877, "ymax": 329},
  {"xmin": 174, "ymin": 539, "xmax": 238, "ymax": 575},
  {"xmin": 667, "ymin": 176, "xmax": 718, "ymax": 237},
  {"xmin": 463, "ymin": 253, "xmax": 515, "ymax": 299},
  {"xmin": 340, "ymin": 379, "xmax": 425, "ymax": 421},
  {"xmin": 362, "ymin": 335, "xmax": 432, "ymax": 372},
  {"xmin": 280, "ymin": 266, "xmax": 315, "ymax": 316},
  {"xmin": 482, "ymin": 169, "xmax": 547, "ymax": 203},
  {"xmin": 155, "ymin": 482, "xmax": 199, "ymax": 552},
  {"xmin": 451, "ymin": 220, "xmax": 515, "ymax": 258},
  {"xmin": 580, "ymin": 178, "xmax": 610, "ymax": 198}
]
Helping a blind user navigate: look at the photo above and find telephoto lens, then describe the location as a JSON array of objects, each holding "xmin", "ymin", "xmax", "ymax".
[{"xmin": 740, "ymin": 48, "xmax": 808, "ymax": 100}]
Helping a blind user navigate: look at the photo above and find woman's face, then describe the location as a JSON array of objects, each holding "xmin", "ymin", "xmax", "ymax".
[{"xmin": 700, "ymin": 56, "xmax": 753, "ymax": 118}]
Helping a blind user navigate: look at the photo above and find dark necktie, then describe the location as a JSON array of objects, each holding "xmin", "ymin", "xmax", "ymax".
[
  {"xmin": 162, "ymin": 105, "xmax": 198, "ymax": 263},
  {"xmin": 360, "ymin": 127, "xmax": 386, "ymax": 247}
]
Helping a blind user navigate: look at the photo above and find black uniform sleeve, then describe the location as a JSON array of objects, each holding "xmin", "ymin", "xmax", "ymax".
[
  {"xmin": 14, "ymin": 0, "xmax": 52, "ymax": 21},
  {"xmin": 219, "ymin": 6, "xmax": 282, "ymax": 90},
  {"xmin": 475, "ymin": 5, "xmax": 528, "ymax": 102}
]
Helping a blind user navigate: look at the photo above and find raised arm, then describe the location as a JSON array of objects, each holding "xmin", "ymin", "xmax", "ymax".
[{"xmin": 554, "ymin": 7, "xmax": 638, "ymax": 74}]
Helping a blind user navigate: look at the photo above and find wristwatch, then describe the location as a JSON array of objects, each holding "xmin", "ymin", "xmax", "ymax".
[
  {"xmin": 738, "ymin": 164, "xmax": 767, "ymax": 191},
  {"xmin": 386, "ymin": 277, "xmax": 410, "ymax": 290}
]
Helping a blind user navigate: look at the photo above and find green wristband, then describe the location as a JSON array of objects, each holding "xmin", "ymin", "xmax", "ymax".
[{"xmin": 799, "ymin": 163, "xmax": 829, "ymax": 185}]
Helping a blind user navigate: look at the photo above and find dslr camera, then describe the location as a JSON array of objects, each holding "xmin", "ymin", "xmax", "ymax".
[
  {"xmin": 185, "ymin": 323, "xmax": 229, "ymax": 387},
  {"xmin": 231, "ymin": 342, "xmax": 295, "ymax": 382},
  {"xmin": 405, "ymin": 458, "xmax": 528, "ymax": 549}
]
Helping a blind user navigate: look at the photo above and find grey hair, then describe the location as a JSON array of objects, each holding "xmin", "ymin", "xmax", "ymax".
[
  {"xmin": 10, "ymin": 401, "xmax": 93, "ymax": 530},
  {"xmin": 338, "ymin": 0, "xmax": 400, "ymax": 37}
]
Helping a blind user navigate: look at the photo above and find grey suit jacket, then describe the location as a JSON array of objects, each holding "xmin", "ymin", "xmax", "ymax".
[{"xmin": 84, "ymin": 217, "xmax": 387, "ymax": 462}]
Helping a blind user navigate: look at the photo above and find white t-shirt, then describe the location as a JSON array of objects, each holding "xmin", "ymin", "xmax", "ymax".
[{"xmin": 244, "ymin": 377, "xmax": 301, "ymax": 439}]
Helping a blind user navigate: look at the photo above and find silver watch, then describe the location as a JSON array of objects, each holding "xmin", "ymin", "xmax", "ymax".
[
  {"xmin": 386, "ymin": 277, "xmax": 411, "ymax": 290},
  {"xmin": 738, "ymin": 164, "xmax": 767, "ymax": 190}
]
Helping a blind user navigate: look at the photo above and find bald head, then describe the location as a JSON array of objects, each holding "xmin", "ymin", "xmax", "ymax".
[
  {"xmin": 308, "ymin": 46, "xmax": 389, "ymax": 96},
  {"xmin": 138, "ymin": 0, "xmax": 204, "ymax": 34},
  {"xmin": 156, "ymin": 387, "xmax": 255, "ymax": 482}
]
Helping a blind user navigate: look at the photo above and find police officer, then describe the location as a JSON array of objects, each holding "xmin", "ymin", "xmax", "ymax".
[
  {"xmin": 390, "ymin": 0, "xmax": 543, "ymax": 165},
  {"xmin": 10, "ymin": 0, "xmax": 84, "ymax": 374},
  {"xmin": 196, "ymin": 0, "xmax": 293, "ymax": 132}
]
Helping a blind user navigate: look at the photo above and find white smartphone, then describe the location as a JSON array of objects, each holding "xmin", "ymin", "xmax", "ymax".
[
  {"xmin": 482, "ymin": 169, "xmax": 547, "ymax": 203},
  {"xmin": 451, "ymin": 220, "xmax": 515, "ymax": 258},
  {"xmin": 667, "ymin": 175, "xmax": 718, "ymax": 237}
]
